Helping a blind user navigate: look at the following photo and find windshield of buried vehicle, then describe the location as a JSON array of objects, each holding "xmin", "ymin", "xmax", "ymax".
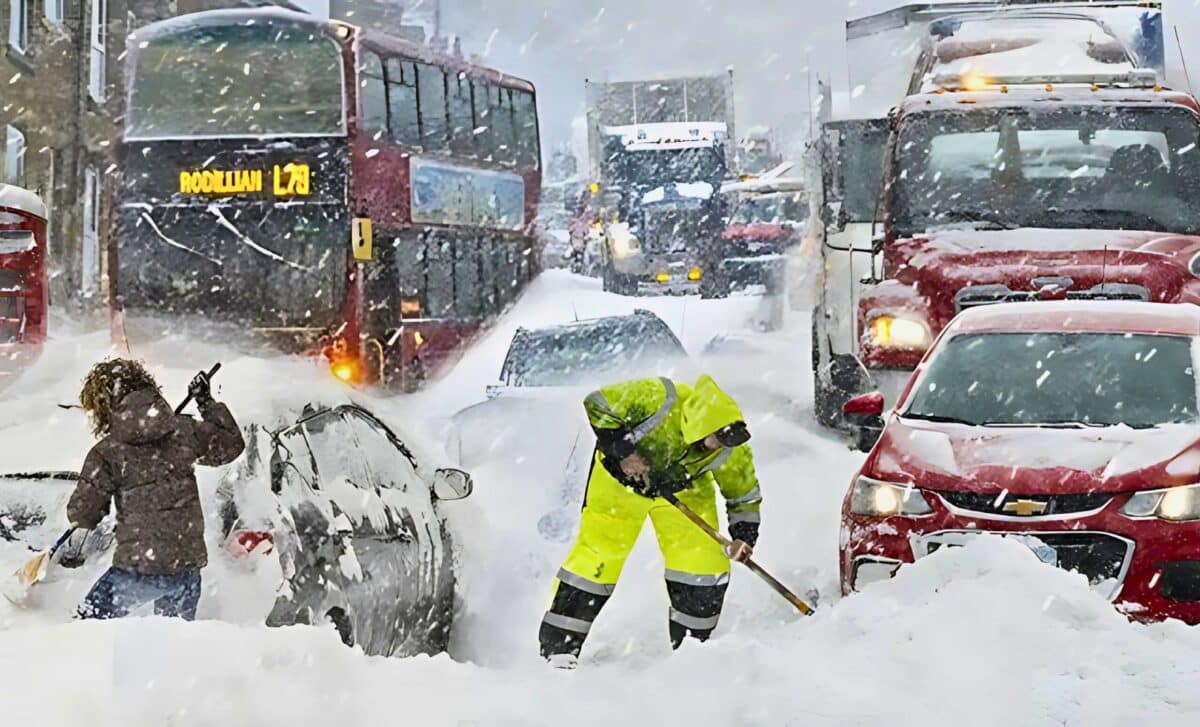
[
  {"xmin": 904, "ymin": 332, "xmax": 1198, "ymax": 428},
  {"xmin": 892, "ymin": 105, "xmax": 1200, "ymax": 236},
  {"xmin": 502, "ymin": 317, "xmax": 686, "ymax": 386},
  {"xmin": 730, "ymin": 193, "xmax": 808, "ymax": 225}
]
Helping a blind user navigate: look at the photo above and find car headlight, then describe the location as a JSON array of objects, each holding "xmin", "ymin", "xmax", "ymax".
[
  {"xmin": 850, "ymin": 475, "xmax": 933, "ymax": 517},
  {"xmin": 866, "ymin": 314, "xmax": 932, "ymax": 351},
  {"xmin": 1121, "ymin": 483, "xmax": 1200, "ymax": 521}
]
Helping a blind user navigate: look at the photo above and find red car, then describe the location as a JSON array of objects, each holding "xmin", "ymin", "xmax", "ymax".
[{"xmin": 840, "ymin": 300, "xmax": 1200, "ymax": 624}]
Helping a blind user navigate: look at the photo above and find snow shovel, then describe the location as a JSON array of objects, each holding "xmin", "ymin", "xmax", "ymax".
[
  {"xmin": 662, "ymin": 492, "xmax": 814, "ymax": 616},
  {"xmin": 5, "ymin": 363, "xmax": 222, "ymax": 603}
]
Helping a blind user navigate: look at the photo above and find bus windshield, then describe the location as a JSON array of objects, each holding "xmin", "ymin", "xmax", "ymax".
[{"xmin": 126, "ymin": 19, "xmax": 345, "ymax": 139}]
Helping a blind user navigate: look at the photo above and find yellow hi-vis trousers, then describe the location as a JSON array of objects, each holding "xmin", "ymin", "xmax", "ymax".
[{"xmin": 539, "ymin": 452, "xmax": 731, "ymax": 658}]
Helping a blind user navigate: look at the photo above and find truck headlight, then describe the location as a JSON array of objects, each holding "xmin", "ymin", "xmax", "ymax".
[
  {"xmin": 1121, "ymin": 483, "xmax": 1200, "ymax": 521},
  {"xmin": 866, "ymin": 314, "xmax": 932, "ymax": 351},
  {"xmin": 608, "ymin": 223, "xmax": 640, "ymax": 259},
  {"xmin": 850, "ymin": 476, "xmax": 932, "ymax": 517}
]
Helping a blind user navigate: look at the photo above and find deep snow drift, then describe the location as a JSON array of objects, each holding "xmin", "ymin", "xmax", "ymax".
[{"xmin": 2, "ymin": 271, "xmax": 1198, "ymax": 726}]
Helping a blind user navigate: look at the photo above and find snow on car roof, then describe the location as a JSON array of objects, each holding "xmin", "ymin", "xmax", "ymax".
[
  {"xmin": 901, "ymin": 86, "xmax": 1200, "ymax": 115},
  {"xmin": 949, "ymin": 301, "xmax": 1200, "ymax": 337}
]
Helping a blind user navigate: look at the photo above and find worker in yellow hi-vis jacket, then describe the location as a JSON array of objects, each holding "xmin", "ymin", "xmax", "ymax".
[{"xmin": 539, "ymin": 374, "xmax": 762, "ymax": 668}]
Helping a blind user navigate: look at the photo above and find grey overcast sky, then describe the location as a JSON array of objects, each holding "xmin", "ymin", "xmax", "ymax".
[{"xmin": 309, "ymin": 1, "xmax": 1200, "ymax": 153}]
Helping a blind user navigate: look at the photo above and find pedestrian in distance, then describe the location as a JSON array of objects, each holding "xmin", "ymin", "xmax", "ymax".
[
  {"xmin": 67, "ymin": 359, "xmax": 244, "ymax": 621},
  {"xmin": 539, "ymin": 374, "xmax": 762, "ymax": 669}
]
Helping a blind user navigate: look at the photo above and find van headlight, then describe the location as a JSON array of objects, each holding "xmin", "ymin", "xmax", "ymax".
[
  {"xmin": 850, "ymin": 476, "xmax": 933, "ymax": 517},
  {"xmin": 1121, "ymin": 483, "xmax": 1200, "ymax": 521},
  {"xmin": 865, "ymin": 314, "xmax": 932, "ymax": 351}
]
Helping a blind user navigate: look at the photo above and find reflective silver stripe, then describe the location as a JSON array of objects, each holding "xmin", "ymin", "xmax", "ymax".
[
  {"xmin": 669, "ymin": 608, "xmax": 721, "ymax": 631},
  {"xmin": 557, "ymin": 568, "xmax": 615, "ymax": 596},
  {"xmin": 728, "ymin": 510, "xmax": 761, "ymax": 525},
  {"xmin": 542, "ymin": 612, "xmax": 593, "ymax": 635},
  {"xmin": 695, "ymin": 447, "xmax": 733, "ymax": 476},
  {"xmin": 726, "ymin": 486, "xmax": 762, "ymax": 506},
  {"xmin": 664, "ymin": 569, "xmax": 730, "ymax": 587},
  {"xmin": 625, "ymin": 377, "xmax": 677, "ymax": 445},
  {"xmin": 585, "ymin": 390, "xmax": 618, "ymax": 418}
]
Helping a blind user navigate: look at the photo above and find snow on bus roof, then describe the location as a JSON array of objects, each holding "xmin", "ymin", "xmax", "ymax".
[
  {"xmin": 0, "ymin": 184, "xmax": 47, "ymax": 220},
  {"xmin": 950, "ymin": 301, "xmax": 1200, "ymax": 337},
  {"xmin": 129, "ymin": 7, "xmax": 535, "ymax": 94}
]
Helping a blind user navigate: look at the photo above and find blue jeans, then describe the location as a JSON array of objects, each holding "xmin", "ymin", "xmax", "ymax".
[{"xmin": 78, "ymin": 567, "xmax": 202, "ymax": 621}]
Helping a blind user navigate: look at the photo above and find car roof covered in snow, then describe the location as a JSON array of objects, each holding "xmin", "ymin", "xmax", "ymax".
[
  {"xmin": 899, "ymin": 85, "xmax": 1200, "ymax": 116},
  {"xmin": 948, "ymin": 301, "xmax": 1200, "ymax": 338}
]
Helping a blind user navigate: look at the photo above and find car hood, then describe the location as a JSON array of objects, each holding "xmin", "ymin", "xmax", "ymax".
[
  {"xmin": 895, "ymin": 228, "xmax": 1200, "ymax": 301},
  {"xmin": 869, "ymin": 416, "xmax": 1200, "ymax": 495}
]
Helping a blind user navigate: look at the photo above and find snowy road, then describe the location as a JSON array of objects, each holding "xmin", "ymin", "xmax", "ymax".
[{"xmin": 3, "ymin": 272, "xmax": 1200, "ymax": 726}]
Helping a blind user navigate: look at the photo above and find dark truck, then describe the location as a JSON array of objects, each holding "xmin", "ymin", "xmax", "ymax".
[{"xmin": 585, "ymin": 75, "xmax": 736, "ymax": 297}]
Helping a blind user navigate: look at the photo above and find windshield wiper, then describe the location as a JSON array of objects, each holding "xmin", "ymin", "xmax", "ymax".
[
  {"xmin": 928, "ymin": 210, "xmax": 1020, "ymax": 231},
  {"xmin": 979, "ymin": 420, "xmax": 1110, "ymax": 429},
  {"xmin": 901, "ymin": 412, "xmax": 979, "ymax": 426}
]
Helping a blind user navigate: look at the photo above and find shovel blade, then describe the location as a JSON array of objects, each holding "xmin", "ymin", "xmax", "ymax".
[{"xmin": 16, "ymin": 550, "xmax": 50, "ymax": 588}]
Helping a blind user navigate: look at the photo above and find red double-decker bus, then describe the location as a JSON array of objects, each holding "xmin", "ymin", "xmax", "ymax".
[
  {"xmin": 114, "ymin": 8, "xmax": 541, "ymax": 389},
  {"xmin": 0, "ymin": 184, "xmax": 48, "ymax": 387}
]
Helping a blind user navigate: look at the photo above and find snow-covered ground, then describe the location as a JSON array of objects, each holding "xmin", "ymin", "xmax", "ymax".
[{"xmin": 3, "ymin": 271, "xmax": 1199, "ymax": 726}]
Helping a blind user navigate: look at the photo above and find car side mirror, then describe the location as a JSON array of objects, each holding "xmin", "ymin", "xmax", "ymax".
[
  {"xmin": 843, "ymin": 392, "xmax": 885, "ymax": 453},
  {"xmin": 433, "ymin": 468, "xmax": 474, "ymax": 501},
  {"xmin": 843, "ymin": 391, "xmax": 884, "ymax": 417}
]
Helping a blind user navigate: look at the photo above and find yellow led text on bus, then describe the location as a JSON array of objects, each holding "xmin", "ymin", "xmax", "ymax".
[
  {"xmin": 274, "ymin": 163, "xmax": 311, "ymax": 197},
  {"xmin": 178, "ymin": 169, "xmax": 264, "ymax": 196}
]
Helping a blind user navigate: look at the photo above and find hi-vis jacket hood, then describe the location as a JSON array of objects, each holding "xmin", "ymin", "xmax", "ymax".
[
  {"xmin": 583, "ymin": 375, "xmax": 761, "ymax": 517},
  {"xmin": 681, "ymin": 375, "xmax": 744, "ymax": 446}
]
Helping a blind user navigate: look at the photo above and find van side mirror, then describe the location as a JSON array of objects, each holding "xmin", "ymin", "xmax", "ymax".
[{"xmin": 433, "ymin": 468, "xmax": 474, "ymax": 501}]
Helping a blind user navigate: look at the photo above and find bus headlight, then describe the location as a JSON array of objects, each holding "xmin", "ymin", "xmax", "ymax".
[
  {"xmin": 866, "ymin": 314, "xmax": 932, "ymax": 351},
  {"xmin": 850, "ymin": 476, "xmax": 932, "ymax": 517},
  {"xmin": 1121, "ymin": 483, "xmax": 1200, "ymax": 521}
]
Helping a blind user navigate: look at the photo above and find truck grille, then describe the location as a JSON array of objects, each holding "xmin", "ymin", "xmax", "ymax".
[{"xmin": 936, "ymin": 490, "xmax": 1112, "ymax": 517}]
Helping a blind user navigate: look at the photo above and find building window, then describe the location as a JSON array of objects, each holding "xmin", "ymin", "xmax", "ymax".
[
  {"xmin": 89, "ymin": 0, "xmax": 108, "ymax": 102},
  {"xmin": 82, "ymin": 167, "xmax": 101, "ymax": 296},
  {"xmin": 45, "ymin": 0, "xmax": 64, "ymax": 23},
  {"xmin": 3, "ymin": 125, "xmax": 25, "ymax": 185},
  {"xmin": 8, "ymin": 0, "xmax": 28, "ymax": 53}
]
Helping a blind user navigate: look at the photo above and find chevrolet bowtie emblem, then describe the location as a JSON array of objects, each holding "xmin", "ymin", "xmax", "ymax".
[{"xmin": 1003, "ymin": 499, "xmax": 1048, "ymax": 516}]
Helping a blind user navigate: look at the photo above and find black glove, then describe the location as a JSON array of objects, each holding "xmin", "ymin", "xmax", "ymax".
[
  {"xmin": 729, "ymin": 520, "xmax": 759, "ymax": 548},
  {"xmin": 189, "ymin": 370, "xmax": 214, "ymax": 407}
]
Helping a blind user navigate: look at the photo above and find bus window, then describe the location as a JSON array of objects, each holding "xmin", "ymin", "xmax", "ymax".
[
  {"xmin": 360, "ymin": 52, "xmax": 387, "ymax": 139},
  {"xmin": 514, "ymin": 90, "xmax": 539, "ymax": 168},
  {"xmin": 473, "ymin": 81, "xmax": 495, "ymax": 161},
  {"xmin": 425, "ymin": 232, "xmax": 454, "ymax": 317},
  {"xmin": 386, "ymin": 58, "xmax": 420, "ymax": 147},
  {"xmin": 417, "ymin": 63, "xmax": 448, "ymax": 152},
  {"xmin": 448, "ymin": 72, "xmax": 474, "ymax": 157},
  {"xmin": 127, "ymin": 19, "xmax": 344, "ymax": 139},
  {"xmin": 492, "ymin": 87, "xmax": 517, "ymax": 164},
  {"xmin": 478, "ymin": 236, "xmax": 498, "ymax": 314},
  {"xmin": 454, "ymin": 235, "xmax": 482, "ymax": 317}
]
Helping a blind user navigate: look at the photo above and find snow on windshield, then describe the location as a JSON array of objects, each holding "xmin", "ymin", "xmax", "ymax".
[{"xmin": 905, "ymin": 331, "xmax": 1198, "ymax": 428}]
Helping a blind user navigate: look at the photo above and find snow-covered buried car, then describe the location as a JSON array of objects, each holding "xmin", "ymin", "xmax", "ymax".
[
  {"xmin": 1, "ymin": 403, "xmax": 473, "ymax": 657},
  {"xmin": 840, "ymin": 301, "xmax": 1200, "ymax": 624}
]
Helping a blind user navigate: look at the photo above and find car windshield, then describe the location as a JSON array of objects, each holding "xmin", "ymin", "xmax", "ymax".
[
  {"xmin": 904, "ymin": 332, "xmax": 1198, "ymax": 428},
  {"xmin": 126, "ymin": 19, "xmax": 345, "ymax": 139},
  {"xmin": 502, "ymin": 317, "xmax": 686, "ymax": 386},
  {"xmin": 891, "ymin": 105, "xmax": 1200, "ymax": 236},
  {"xmin": 730, "ymin": 193, "xmax": 807, "ymax": 225}
]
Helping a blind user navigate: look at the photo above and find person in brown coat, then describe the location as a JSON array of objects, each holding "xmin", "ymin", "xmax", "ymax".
[{"xmin": 67, "ymin": 359, "xmax": 244, "ymax": 620}]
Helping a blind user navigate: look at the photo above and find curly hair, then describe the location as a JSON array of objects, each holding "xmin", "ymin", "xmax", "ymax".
[{"xmin": 79, "ymin": 358, "xmax": 162, "ymax": 437}]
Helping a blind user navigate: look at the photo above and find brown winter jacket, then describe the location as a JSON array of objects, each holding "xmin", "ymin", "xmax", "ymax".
[{"xmin": 67, "ymin": 387, "xmax": 245, "ymax": 575}]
